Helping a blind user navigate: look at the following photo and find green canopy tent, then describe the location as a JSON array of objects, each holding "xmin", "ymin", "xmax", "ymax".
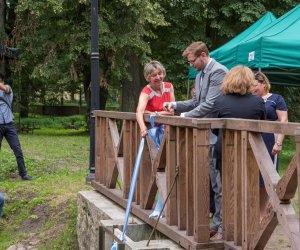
[
  {"xmin": 222, "ymin": 4, "xmax": 300, "ymax": 86},
  {"xmin": 210, "ymin": 12, "xmax": 276, "ymax": 68}
]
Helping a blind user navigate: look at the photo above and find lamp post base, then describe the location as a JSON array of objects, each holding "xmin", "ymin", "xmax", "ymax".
[{"xmin": 86, "ymin": 172, "xmax": 95, "ymax": 183}]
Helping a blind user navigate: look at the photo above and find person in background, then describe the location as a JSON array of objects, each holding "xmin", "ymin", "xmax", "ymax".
[
  {"xmin": 0, "ymin": 72, "xmax": 34, "ymax": 181},
  {"xmin": 210, "ymin": 66, "xmax": 266, "ymax": 235},
  {"xmin": 252, "ymin": 71, "xmax": 288, "ymax": 217},
  {"xmin": 136, "ymin": 60, "xmax": 175, "ymax": 217},
  {"xmin": 163, "ymin": 41, "xmax": 228, "ymax": 240},
  {"xmin": 0, "ymin": 193, "xmax": 4, "ymax": 220}
]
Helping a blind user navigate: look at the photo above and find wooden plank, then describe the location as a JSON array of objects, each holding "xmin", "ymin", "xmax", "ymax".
[
  {"xmin": 157, "ymin": 172, "xmax": 167, "ymax": 203},
  {"xmin": 225, "ymin": 119, "xmax": 299, "ymax": 136},
  {"xmin": 186, "ymin": 128, "xmax": 194, "ymax": 236},
  {"xmin": 248, "ymin": 133, "xmax": 281, "ymax": 188},
  {"xmin": 106, "ymin": 119, "xmax": 119, "ymax": 188},
  {"xmin": 139, "ymin": 136, "xmax": 153, "ymax": 209},
  {"xmin": 143, "ymin": 174, "xmax": 158, "ymax": 209},
  {"xmin": 177, "ymin": 127, "xmax": 186, "ymax": 230},
  {"xmin": 132, "ymin": 122, "xmax": 140, "ymax": 205},
  {"xmin": 94, "ymin": 110, "xmax": 300, "ymax": 135},
  {"xmin": 153, "ymin": 135, "xmax": 166, "ymax": 170},
  {"xmin": 108, "ymin": 119, "xmax": 120, "ymax": 151},
  {"xmin": 122, "ymin": 120, "xmax": 131, "ymax": 199},
  {"xmin": 276, "ymin": 155, "xmax": 297, "ymax": 202},
  {"xmin": 146, "ymin": 135, "xmax": 159, "ymax": 165},
  {"xmin": 166, "ymin": 125, "xmax": 178, "ymax": 226},
  {"xmin": 106, "ymin": 119, "xmax": 118, "ymax": 188},
  {"xmin": 234, "ymin": 131, "xmax": 242, "ymax": 245},
  {"xmin": 193, "ymin": 128, "xmax": 210, "ymax": 243},
  {"xmin": 95, "ymin": 116, "xmax": 102, "ymax": 183},
  {"xmin": 241, "ymin": 131, "xmax": 259, "ymax": 249},
  {"xmin": 222, "ymin": 129, "xmax": 235, "ymax": 241},
  {"xmin": 250, "ymin": 204, "xmax": 278, "ymax": 249}
]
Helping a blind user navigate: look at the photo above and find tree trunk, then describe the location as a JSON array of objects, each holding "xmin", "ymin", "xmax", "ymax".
[{"xmin": 121, "ymin": 52, "xmax": 144, "ymax": 112}]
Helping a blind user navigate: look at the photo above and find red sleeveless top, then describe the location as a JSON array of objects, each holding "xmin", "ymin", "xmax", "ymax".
[{"xmin": 141, "ymin": 82, "xmax": 173, "ymax": 112}]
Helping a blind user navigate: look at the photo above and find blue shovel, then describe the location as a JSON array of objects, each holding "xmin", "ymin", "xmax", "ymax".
[{"xmin": 111, "ymin": 137, "xmax": 145, "ymax": 250}]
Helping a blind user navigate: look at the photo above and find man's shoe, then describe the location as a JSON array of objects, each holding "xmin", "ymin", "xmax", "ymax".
[
  {"xmin": 210, "ymin": 230, "xmax": 217, "ymax": 237},
  {"xmin": 21, "ymin": 175, "xmax": 34, "ymax": 181},
  {"xmin": 210, "ymin": 232, "xmax": 222, "ymax": 240}
]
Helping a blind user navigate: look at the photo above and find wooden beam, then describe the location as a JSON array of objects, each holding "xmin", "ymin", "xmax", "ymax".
[
  {"xmin": 186, "ymin": 128, "xmax": 194, "ymax": 236},
  {"xmin": 250, "ymin": 203, "xmax": 278, "ymax": 249},
  {"xmin": 122, "ymin": 120, "xmax": 131, "ymax": 199},
  {"xmin": 166, "ymin": 125, "xmax": 178, "ymax": 226},
  {"xmin": 276, "ymin": 155, "xmax": 297, "ymax": 202},
  {"xmin": 177, "ymin": 127, "xmax": 186, "ymax": 230},
  {"xmin": 222, "ymin": 129, "xmax": 235, "ymax": 241},
  {"xmin": 140, "ymin": 137, "xmax": 153, "ymax": 209},
  {"xmin": 234, "ymin": 131, "xmax": 242, "ymax": 245},
  {"xmin": 241, "ymin": 131, "xmax": 260, "ymax": 249},
  {"xmin": 95, "ymin": 116, "xmax": 104, "ymax": 183},
  {"xmin": 193, "ymin": 128, "xmax": 210, "ymax": 243}
]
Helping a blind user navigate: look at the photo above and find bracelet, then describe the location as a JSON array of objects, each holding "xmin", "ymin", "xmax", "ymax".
[
  {"xmin": 276, "ymin": 142, "xmax": 282, "ymax": 146},
  {"xmin": 155, "ymin": 111, "xmax": 159, "ymax": 116}
]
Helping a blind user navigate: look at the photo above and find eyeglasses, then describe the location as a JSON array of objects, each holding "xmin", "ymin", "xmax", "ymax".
[{"xmin": 188, "ymin": 56, "xmax": 198, "ymax": 65}]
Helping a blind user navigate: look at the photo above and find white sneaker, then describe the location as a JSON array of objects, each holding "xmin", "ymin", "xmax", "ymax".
[{"xmin": 149, "ymin": 210, "xmax": 164, "ymax": 218}]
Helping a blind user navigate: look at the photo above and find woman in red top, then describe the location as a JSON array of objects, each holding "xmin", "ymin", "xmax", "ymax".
[{"xmin": 136, "ymin": 60, "xmax": 175, "ymax": 137}]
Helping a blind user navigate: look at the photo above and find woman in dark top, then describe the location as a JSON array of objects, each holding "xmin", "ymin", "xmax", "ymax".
[
  {"xmin": 252, "ymin": 71, "xmax": 288, "ymax": 217},
  {"xmin": 211, "ymin": 65, "xmax": 265, "ymax": 119},
  {"xmin": 210, "ymin": 66, "xmax": 266, "ymax": 222}
]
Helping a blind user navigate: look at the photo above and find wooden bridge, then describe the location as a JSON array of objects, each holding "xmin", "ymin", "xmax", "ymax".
[{"xmin": 92, "ymin": 110, "xmax": 300, "ymax": 250}]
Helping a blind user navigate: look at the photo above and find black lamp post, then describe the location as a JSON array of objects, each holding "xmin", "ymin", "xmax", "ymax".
[{"xmin": 86, "ymin": 0, "xmax": 100, "ymax": 182}]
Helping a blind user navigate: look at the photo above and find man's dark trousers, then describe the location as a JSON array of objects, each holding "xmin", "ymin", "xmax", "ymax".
[{"xmin": 0, "ymin": 122, "xmax": 27, "ymax": 177}]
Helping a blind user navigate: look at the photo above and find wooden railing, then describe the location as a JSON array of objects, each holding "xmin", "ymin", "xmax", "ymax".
[{"xmin": 92, "ymin": 110, "xmax": 300, "ymax": 250}]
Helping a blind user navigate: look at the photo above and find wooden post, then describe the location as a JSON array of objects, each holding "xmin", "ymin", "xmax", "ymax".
[
  {"xmin": 166, "ymin": 125, "xmax": 178, "ymax": 225},
  {"xmin": 222, "ymin": 129, "xmax": 235, "ymax": 241},
  {"xmin": 95, "ymin": 116, "xmax": 102, "ymax": 183},
  {"xmin": 186, "ymin": 128, "xmax": 194, "ymax": 236},
  {"xmin": 241, "ymin": 131, "xmax": 259, "ymax": 249},
  {"xmin": 193, "ymin": 128, "xmax": 210, "ymax": 243},
  {"xmin": 177, "ymin": 127, "xmax": 186, "ymax": 230},
  {"xmin": 123, "ymin": 120, "xmax": 131, "ymax": 199},
  {"xmin": 234, "ymin": 131, "xmax": 243, "ymax": 245}
]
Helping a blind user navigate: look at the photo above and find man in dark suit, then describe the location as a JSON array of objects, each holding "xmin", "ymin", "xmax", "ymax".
[{"xmin": 164, "ymin": 41, "xmax": 228, "ymax": 240}]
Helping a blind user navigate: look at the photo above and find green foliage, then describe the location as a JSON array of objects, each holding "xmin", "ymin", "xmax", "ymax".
[{"xmin": 3, "ymin": 0, "xmax": 300, "ymax": 114}]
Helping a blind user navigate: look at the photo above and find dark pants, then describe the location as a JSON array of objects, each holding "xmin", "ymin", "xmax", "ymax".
[{"xmin": 0, "ymin": 122, "xmax": 27, "ymax": 177}]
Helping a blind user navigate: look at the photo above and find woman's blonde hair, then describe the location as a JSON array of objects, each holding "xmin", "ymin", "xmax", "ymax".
[
  {"xmin": 221, "ymin": 66, "xmax": 254, "ymax": 95},
  {"xmin": 255, "ymin": 71, "xmax": 271, "ymax": 92},
  {"xmin": 144, "ymin": 60, "xmax": 166, "ymax": 81}
]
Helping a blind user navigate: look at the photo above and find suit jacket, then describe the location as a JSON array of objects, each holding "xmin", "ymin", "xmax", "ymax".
[{"xmin": 176, "ymin": 59, "xmax": 228, "ymax": 118}]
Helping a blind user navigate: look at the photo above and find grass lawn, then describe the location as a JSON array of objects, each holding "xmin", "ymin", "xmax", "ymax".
[{"xmin": 0, "ymin": 124, "xmax": 92, "ymax": 250}]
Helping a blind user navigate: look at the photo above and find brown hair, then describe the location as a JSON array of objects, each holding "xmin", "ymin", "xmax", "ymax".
[
  {"xmin": 221, "ymin": 66, "xmax": 254, "ymax": 95},
  {"xmin": 182, "ymin": 41, "xmax": 209, "ymax": 58},
  {"xmin": 255, "ymin": 71, "xmax": 271, "ymax": 92}
]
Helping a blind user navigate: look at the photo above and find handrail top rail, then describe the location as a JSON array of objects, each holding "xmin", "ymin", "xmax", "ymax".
[{"xmin": 93, "ymin": 110, "xmax": 300, "ymax": 135}]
